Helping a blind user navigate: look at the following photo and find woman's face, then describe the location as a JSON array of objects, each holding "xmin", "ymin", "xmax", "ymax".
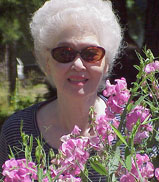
[{"xmin": 46, "ymin": 33, "xmax": 109, "ymax": 98}]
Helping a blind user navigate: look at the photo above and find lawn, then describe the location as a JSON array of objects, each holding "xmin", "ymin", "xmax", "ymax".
[{"xmin": 0, "ymin": 78, "xmax": 48, "ymax": 128}]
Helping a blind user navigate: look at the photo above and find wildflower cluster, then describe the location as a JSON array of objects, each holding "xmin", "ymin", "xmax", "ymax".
[
  {"xmin": 57, "ymin": 127, "xmax": 90, "ymax": 176},
  {"xmin": 2, "ymin": 159, "xmax": 37, "ymax": 182},
  {"xmin": 120, "ymin": 154, "xmax": 154, "ymax": 181},
  {"xmin": 1, "ymin": 49, "xmax": 159, "ymax": 181}
]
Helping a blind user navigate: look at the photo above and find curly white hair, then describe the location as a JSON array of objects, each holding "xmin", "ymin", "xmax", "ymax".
[{"xmin": 30, "ymin": 0, "xmax": 123, "ymax": 85}]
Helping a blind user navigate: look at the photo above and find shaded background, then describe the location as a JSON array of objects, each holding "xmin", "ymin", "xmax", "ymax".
[
  {"xmin": 0, "ymin": 0, "xmax": 159, "ymax": 125},
  {"xmin": 0, "ymin": 0, "xmax": 159, "ymax": 91}
]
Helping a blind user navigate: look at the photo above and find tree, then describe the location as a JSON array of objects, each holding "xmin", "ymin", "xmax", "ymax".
[
  {"xmin": 0, "ymin": 0, "xmax": 45, "ymax": 102},
  {"xmin": 143, "ymin": 0, "xmax": 159, "ymax": 57},
  {"xmin": 110, "ymin": 0, "xmax": 140, "ymax": 88}
]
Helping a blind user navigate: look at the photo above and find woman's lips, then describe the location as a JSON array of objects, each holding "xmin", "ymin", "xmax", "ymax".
[{"xmin": 68, "ymin": 76, "xmax": 89, "ymax": 86}]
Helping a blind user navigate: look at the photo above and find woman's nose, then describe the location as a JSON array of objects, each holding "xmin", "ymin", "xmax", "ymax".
[{"xmin": 71, "ymin": 56, "xmax": 86, "ymax": 71}]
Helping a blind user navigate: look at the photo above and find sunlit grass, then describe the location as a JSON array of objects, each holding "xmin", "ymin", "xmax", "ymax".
[{"xmin": 0, "ymin": 78, "xmax": 48, "ymax": 127}]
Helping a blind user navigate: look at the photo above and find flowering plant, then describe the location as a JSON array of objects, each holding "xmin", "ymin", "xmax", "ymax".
[{"xmin": 1, "ymin": 48, "xmax": 159, "ymax": 181}]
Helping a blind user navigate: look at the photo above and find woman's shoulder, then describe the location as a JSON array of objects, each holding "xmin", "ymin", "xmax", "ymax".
[
  {"xmin": 1, "ymin": 98, "xmax": 56, "ymax": 137},
  {"xmin": 2, "ymin": 103, "xmax": 38, "ymax": 127}
]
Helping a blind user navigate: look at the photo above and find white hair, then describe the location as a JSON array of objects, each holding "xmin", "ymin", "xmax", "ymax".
[{"xmin": 30, "ymin": 0, "xmax": 123, "ymax": 79}]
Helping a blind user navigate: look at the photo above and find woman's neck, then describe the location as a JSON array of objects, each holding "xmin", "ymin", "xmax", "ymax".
[
  {"xmin": 54, "ymin": 93, "xmax": 105, "ymax": 135},
  {"xmin": 37, "ymin": 93, "xmax": 106, "ymax": 149}
]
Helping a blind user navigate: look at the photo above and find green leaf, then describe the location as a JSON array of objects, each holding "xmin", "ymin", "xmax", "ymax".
[
  {"xmin": 143, "ymin": 117, "xmax": 159, "ymax": 125},
  {"xmin": 145, "ymin": 100, "xmax": 159, "ymax": 113},
  {"xmin": 49, "ymin": 148, "xmax": 55, "ymax": 159},
  {"xmin": 111, "ymin": 125, "xmax": 128, "ymax": 146},
  {"xmin": 128, "ymin": 120, "xmax": 141, "ymax": 150},
  {"xmin": 44, "ymin": 171, "xmax": 52, "ymax": 182},
  {"xmin": 90, "ymin": 160, "xmax": 108, "ymax": 176},
  {"xmin": 114, "ymin": 139, "xmax": 123, "ymax": 148},
  {"xmin": 80, "ymin": 166, "xmax": 89, "ymax": 182},
  {"xmin": 29, "ymin": 135, "xmax": 33, "ymax": 153},
  {"xmin": 112, "ymin": 173, "xmax": 117, "ymax": 182},
  {"xmin": 35, "ymin": 145, "xmax": 43, "ymax": 163},
  {"xmin": 131, "ymin": 94, "xmax": 148, "ymax": 111},
  {"xmin": 127, "ymin": 102, "xmax": 133, "ymax": 112},
  {"xmin": 54, "ymin": 165, "xmax": 71, "ymax": 181},
  {"xmin": 133, "ymin": 65, "xmax": 141, "ymax": 71},
  {"xmin": 37, "ymin": 166, "xmax": 44, "ymax": 181},
  {"xmin": 108, "ymin": 147, "xmax": 120, "ymax": 175},
  {"xmin": 140, "ymin": 114, "xmax": 151, "ymax": 125},
  {"xmin": 145, "ymin": 49, "xmax": 155, "ymax": 60},
  {"xmin": 8, "ymin": 145, "xmax": 15, "ymax": 159},
  {"xmin": 131, "ymin": 82, "xmax": 140, "ymax": 92},
  {"xmin": 125, "ymin": 147, "xmax": 132, "ymax": 171},
  {"xmin": 136, "ymin": 51, "xmax": 144, "ymax": 65}
]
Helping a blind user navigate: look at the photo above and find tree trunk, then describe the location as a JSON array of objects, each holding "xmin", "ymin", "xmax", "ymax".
[
  {"xmin": 143, "ymin": 0, "xmax": 159, "ymax": 57},
  {"xmin": 143, "ymin": 0, "xmax": 159, "ymax": 159},
  {"xmin": 110, "ymin": 0, "xmax": 140, "ymax": 88},
  {"xmin": 5, "ymin": 42, "xmax": 17, "ymax": 103},
  {"xmin": 4, "ymin": 44, "xmax": 9, "ymax": 81}
]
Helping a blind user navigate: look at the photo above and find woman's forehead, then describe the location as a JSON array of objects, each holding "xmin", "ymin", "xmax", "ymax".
[{"xmin": 56, "ymin": 32, "xmax": 100, "ymax": 48}]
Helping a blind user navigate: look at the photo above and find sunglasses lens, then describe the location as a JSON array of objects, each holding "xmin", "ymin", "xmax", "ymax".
[
  {"xmin": 81, "ymin": 47, "xmax": 105, "ymax": 63},
  {"xmin": 51, "ymin": 47, "xmax": 76, "ymax": 63},
  {"xmin": 51, "ymin": 46, "xmax": 105, "ymax": 63}
]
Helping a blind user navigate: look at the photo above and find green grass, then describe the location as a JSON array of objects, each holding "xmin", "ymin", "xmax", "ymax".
[{"xmin": 0, "ymin": 79, "xmax": 48, "ymax": 128}]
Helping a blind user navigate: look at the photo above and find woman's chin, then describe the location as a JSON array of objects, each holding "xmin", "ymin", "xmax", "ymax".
[
  {"xmin": 61, "ymin": 87, "xmax": 94, "ymax": 98},
  {"xmin": 68, "ymin": 88, "xmax": 88, "ymax": 97}
]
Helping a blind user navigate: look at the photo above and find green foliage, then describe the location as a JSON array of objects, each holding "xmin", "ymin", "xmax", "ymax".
[
  {"xmin": 111, "ymin": 125, "xmax": 128, "ymax": 147},
  {"xmin": 0, "ymin": 75, "xmax": 46, "ymax": 128},
  {"xmin": 0, "ymin": 18, "xmax": 21, "ymax": 43},
  {"xmin": 125, "ymin": 147, "xmax": 132, "ymax": 171},
  {"xmin": 0, "ymin": 0, "xmax": 45, "ymax": 47},
  {"xmin": 126, "ymin": 0, "xmax": 135, "ymax": 8},
  {"xmin": 108, "ymin": 147, "xmax": 120, "ymax": 175},
  {"xmin": 20, "ymin": 121, "xmax": 33, "ymax": 162},
  {"xmin": 90, "ymin": 159, "xmax": 108, "ymax": 176},
  {"xmin": 126, "ymin": 0, "xmax": 147, "ymax": 45},
  {"xmin": 1, "ymin": 48, "xmax": 159, "ymax": 181},
  {"xmin": 10, "ymin": 79, "xmax": 44, "ymax": 111}
]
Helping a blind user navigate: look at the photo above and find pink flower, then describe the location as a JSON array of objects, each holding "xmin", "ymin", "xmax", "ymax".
[
  {"xmin": 103, "ymin": 78, "xmax": 130, "ymax": 117},
  {"xmin": 151, "ymin": 81, "xmax": 159, "ymax": 99},
  {"xmin": 126, "ymin": 106, "xmax": 152, "ymax": 143},
  {"xmin": 59, "ymin": 137, "xmax": 89, "ymax": 175},
  {"xmin": 155, "ymin": 168, "xmax": 159, "ymax": 180},
  {"xmin": 89, "ymin": 136, "xmax": 101, "ymax": 150},
  {"xmin": 145, "ymin": 63, "xmax": 156, "ymax": 73},
  {"xmin": 94, "ymin": 115, "xmax": 119, "ymax": 145},
  {"xmin": 58, "ymin": 174, "xmax": 81, "ymax": 182},
  {"xmin": 144, "ymin": 61, "xmax": 159, "ymax": 73},
  {"xmin": 106, "ymin": 96, "xmax": 124, "ymax": 114},
  {"xmin": 115, "ymin": 78, "xmax": 128, "ymax": 93},
  {"xmin": 120, "ymin": 173, "xmax": 135, "ymax": 182},
  {"xmin": 126, "ymin": 106, "xmax": 150, "ymax": 131},
  {"xmin": 71, "ymin": 125, "xmax": 81, "ymax": 136},
  {"xmin": 120, "ymin": 154, "xmax": 154, "ymax": 181},
  {"xmin": 42, "ymin": 177, "xmax": 49, "ymax": 182},
  {"xmin": 60, "ymin": 125, "xmax": 81, "ymax": 143},
  {"xmin": 103, "ymin": 80, "xmax": 116, "ymax": 97},
  {"xmin": 2, "ymin": 159, "xmax": 37, "ymax": 182},
  {"xmin": 103, "ymin": 78, "xmax": 129, "ymax": 97},
  {"xmin": 134, "ymin": 131, "xmax": 149, "ymax": 143}
]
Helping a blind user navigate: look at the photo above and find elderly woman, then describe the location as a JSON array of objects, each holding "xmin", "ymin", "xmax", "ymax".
[{"xmin": 0, "ymin": 0, "xmax": 122, "ymax": 180}]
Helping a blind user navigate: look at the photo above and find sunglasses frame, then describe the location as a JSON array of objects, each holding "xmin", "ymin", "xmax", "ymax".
[{"xmin": 51, "ymin": 46, "xmax": 105, "ymax": 64}]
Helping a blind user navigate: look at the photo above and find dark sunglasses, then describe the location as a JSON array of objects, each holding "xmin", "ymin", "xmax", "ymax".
[{"xmin": 51, "ymin": 46, "xmax": 105, "ymax": 64}]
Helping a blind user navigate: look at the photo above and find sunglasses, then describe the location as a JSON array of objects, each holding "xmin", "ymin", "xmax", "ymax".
[{"xmin": 51, "ymin": 46, "xmax": 105, "ymax": 64}]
